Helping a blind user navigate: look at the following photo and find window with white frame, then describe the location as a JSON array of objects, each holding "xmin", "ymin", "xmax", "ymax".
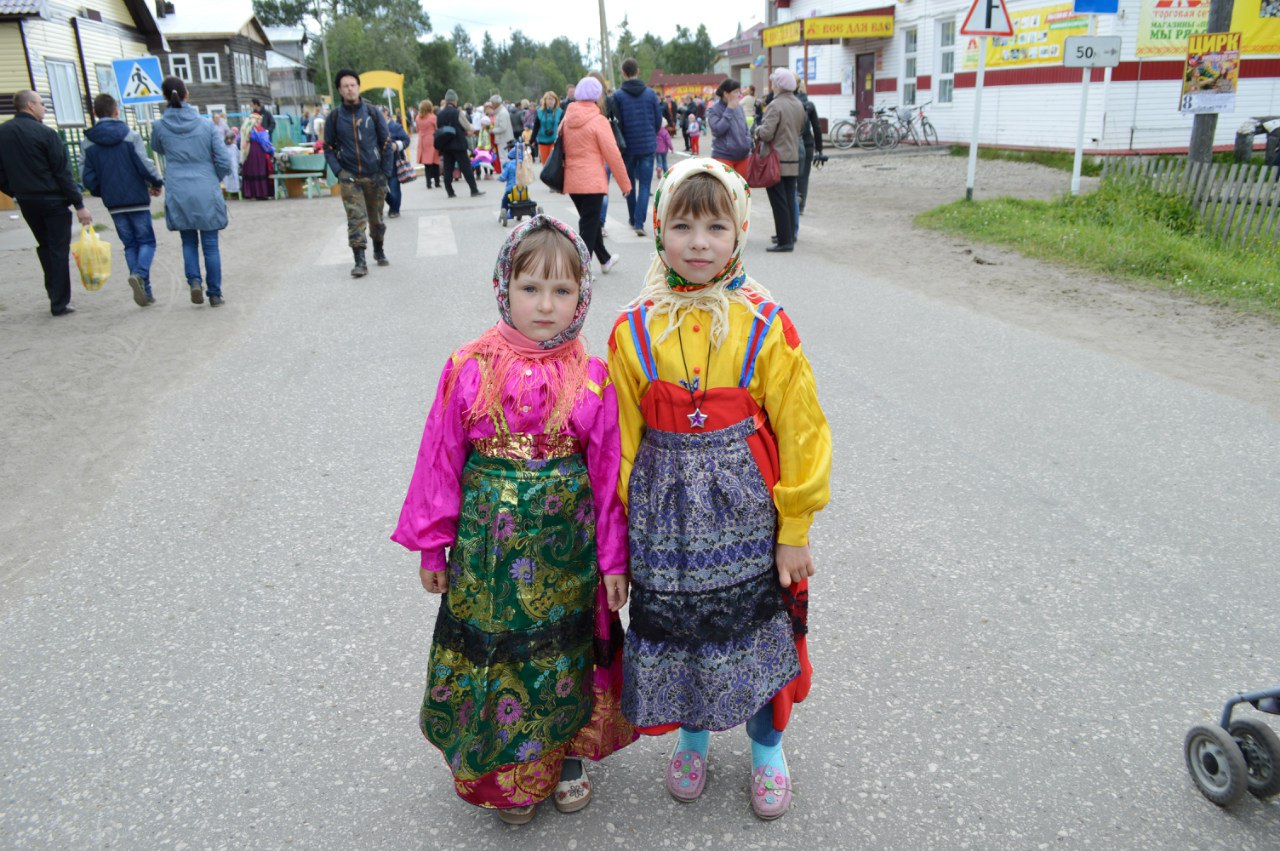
[
  {"xmin": 199, "ymin": 53, "xmax": 222, "ymax": 83},
  {"xmin": 45, "ymin": 60, "xmax": 85, "ymax": 126},
  {"xmin": 95, "ymin": 64, "xmax": 119, "ymax": 101},
  {"xmin": 234, "ymin": 53, "xmax": 249, "ymax": 83},
  {"xmin": 938, "ymin": 20, "xmax": 956, "ymax": 104},
  {"xmin": 254, "ymin": 57, "xmax": 268, "ymax": 87},
  {"xmin": 903, "ymin": 27, "xmax": 918, "ymax": 106},
  {"xmin": 170, "ymin": 54, "xmax": 192, "ymax": 83}
]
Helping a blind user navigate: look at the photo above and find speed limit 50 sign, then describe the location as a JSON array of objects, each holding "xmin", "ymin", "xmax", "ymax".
[{"xmin": 1063, "ymin": 35, "xmax": 1122, "ymax": 68}]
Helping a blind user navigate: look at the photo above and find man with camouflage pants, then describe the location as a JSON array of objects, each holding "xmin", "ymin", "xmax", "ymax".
[{"xmin": 324, "ymin": 69, "xmax": 394, "ymax": 278}]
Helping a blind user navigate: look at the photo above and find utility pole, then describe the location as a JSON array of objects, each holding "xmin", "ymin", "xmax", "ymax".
[
  {"xmin": 598, "ymin": 0, "xmax": 613, "ymax": 88},
  {"xmin": 314, "ymin": 0, "xmax": 333, "ymax": 101},
  {"xmin": 1187, "ymin": 0, "xmax": 1235, "ymax": 163}
]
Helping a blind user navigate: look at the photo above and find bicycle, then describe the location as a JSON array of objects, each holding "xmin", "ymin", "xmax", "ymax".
[
  {"xmin": 884, "ymin": 101, "xmax": 939, "ymax": 148},
  {"xmin": 828, "ymin": 110, "xmax": 860, "ymax": 149}
]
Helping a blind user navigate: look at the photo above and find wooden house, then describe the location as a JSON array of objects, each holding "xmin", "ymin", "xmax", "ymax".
[{"xmin": 154, "ymin": 1, "xmax": 272, "ymax": 117}]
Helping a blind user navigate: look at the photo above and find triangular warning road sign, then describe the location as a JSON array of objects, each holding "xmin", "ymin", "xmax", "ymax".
[
  {"xmin": 122, "ymin": 62, "xmax": 160, "ymax": 99},
  {"xmin": 960, "ymin": 0, "xmax": 1015, "ymax": 36}
]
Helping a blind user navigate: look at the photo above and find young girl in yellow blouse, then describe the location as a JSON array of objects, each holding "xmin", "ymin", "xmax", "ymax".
[{"xmin": 607, "ymin": 158, "xmax": 832, "ymax": 820}]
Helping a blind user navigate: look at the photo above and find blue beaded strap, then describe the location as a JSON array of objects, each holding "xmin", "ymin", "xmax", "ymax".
[
  {"xmin": 738, "ymin": 302, "xmax": 782, "ymax": 388},
  {"xmin": 627, "ymin": 303, "xmax": 659, "ymax": 382}
]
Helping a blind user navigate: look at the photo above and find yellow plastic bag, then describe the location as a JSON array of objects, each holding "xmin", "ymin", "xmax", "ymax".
[{"xmin": 72, "ymin": 225, "xmax": 111, "ymax": 291}]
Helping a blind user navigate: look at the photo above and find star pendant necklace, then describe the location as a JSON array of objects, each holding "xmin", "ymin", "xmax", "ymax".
[{"xmin": 676, "ymin": 322, "xmax": 714, "ymax": 429}]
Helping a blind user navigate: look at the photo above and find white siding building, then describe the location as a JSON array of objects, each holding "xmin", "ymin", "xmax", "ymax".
[{"xmin": 765, "ymin": 0, "xmax": 1280, "ymax": 153}]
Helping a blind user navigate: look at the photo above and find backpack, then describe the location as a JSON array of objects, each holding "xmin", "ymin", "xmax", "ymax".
[{"xmin": 433, "ymin": 124, "xmax": 457, "ymax": 152}]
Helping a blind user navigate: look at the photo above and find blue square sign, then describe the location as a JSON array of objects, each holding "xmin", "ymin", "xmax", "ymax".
[
  {"xmin": 112, "ymin": 56, "xmax": 166, "ymax": 105},
  {"xmin": 1074, "ymin": 0, "xmax": 1119, "ymax": 13}
]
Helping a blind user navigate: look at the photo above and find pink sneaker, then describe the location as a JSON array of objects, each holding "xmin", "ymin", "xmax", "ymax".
[
  {"xmin": 750, "ymin": 765, "xmax": 792, "ymax": 820},
  {"xmin": 666, "ymin": 749, "xmax": 707, "ymax": 802}
]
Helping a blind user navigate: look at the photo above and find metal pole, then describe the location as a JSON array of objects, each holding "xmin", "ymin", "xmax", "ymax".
[
  {"xmin": 315, "ymin": 0, "xmax": 333, "ymax": 101},
  {"xmin": 1071, "ymin": 67, "xmax": 1090, "ymax": 195},
  {"xmin": 965, "ymin": 36, "xmax": 987, "ymax": 202},
  {"xmin": 1187, "ymin": 0, "xmax": 1235, "ymax": 163},
  {"xmin": 1070, "ymin": 15, "xmax": 1096, "ymax": 196},
  {"xmin": 598, "ymin": 0, "xmax": 612, "ymax": 87}
]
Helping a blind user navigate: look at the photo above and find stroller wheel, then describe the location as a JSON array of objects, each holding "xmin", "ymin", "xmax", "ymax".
[
  {"xmin": 1229, "ymin": 718, "xmax": 1280, "ymax": 798},
  {"xmin": 536, "ymin": 206, "xmax": 544, "ymax": 215},
  {"xmin": 501, "ymin": 212, "xmax": 507, "ymax": 227},
  {"xmin": 1185, "ymin": 723, "xmax": 1249, "ymax": 806}
]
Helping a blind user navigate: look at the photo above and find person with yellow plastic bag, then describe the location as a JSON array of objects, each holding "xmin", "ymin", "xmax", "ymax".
[
  {"xmin": 71, "ymin": 225, "xmax": 112, "ymax": 291},
  {"xmin": 0, "ymin": 90, "xmax": 94, "ymax": 316}
]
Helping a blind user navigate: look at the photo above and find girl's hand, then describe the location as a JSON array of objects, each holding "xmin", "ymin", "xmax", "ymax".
[
  {"xmin": 775, "ymin": 543, "xmax": 814, "ymax": 588},
  {"xmin": 603, "ymin": 574, "xmax": 629, "ymax": 611},
  {"xmin": 420, "ymin": 569, "xmax": 448, "ymax": 594}
]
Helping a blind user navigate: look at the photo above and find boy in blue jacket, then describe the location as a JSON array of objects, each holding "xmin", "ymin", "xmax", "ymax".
[
  {"xmin": 499, "ymin": 141, "xmax": 519, "ymax": 220},
  {"xmin": 81, "ymin": 93, "xmax": 164, "ymax": 307}
]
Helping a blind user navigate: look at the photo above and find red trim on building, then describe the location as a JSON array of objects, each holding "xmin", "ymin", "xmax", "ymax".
[
  {"xmin": 916, "ymin": 75, "xmax": 932, "ymax": 89},
  {"xmin": 875, "ymin": 77, "xmax": 897, "ymax": 93},
  {"xmin": 956, "ymin": 58, "xmax": 1280, "ymax": 89},
  {"xmin": 806, "ymin": 83, "xmax": 842, "ymax": 95},
  {"xmin": 847, "ymin": 5, "xmax": 896, "ymax": 16}
]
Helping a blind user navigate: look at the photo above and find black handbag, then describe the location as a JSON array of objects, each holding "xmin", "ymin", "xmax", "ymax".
[
  {"xmin": 610, "ymin": 117, "xmax": 627, "ymax": 153},
  {"xmin": 539, "ymin": 133, "xmax": 566, "ymax": 193}
]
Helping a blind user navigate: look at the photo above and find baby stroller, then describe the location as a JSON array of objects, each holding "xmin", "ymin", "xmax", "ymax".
[
  {"xmin": 1184, "ymin": 685, "xmax": 1280, "ymax": 806},
  {"xmin": 501, "ymin": 140, "xmax": 541, "ymax": 227}
]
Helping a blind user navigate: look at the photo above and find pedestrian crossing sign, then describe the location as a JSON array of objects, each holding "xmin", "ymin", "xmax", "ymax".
[{"xmin": 112, "ymin": 56, "xmax": 165, "ymax": 105}]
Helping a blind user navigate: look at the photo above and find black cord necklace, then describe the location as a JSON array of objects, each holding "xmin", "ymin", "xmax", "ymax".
[{"xmin": 676, "ymin": 323, "xmax": 714, "ymax": 429}]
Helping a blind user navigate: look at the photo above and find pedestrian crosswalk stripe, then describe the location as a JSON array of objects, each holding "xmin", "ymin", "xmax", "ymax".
[
  {"xmin": 417, "ymin": 215, "xmax": 458, "ymax": 257},
  {"xmin": 316, "ymin": 223, "xmax": 353, "ymax": 266}
]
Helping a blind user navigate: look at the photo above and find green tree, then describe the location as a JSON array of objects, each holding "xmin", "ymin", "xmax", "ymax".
[
  {"xmin": 538, "ymin": 37, "xmax": 586, "ymax": 91},
  {"xmin": 451, "ymin": 24, "xmax": 475, "ymax": 65}
]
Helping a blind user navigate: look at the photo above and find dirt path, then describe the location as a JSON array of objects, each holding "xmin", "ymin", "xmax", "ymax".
[{"xmin": 806, "ymin": 148, "xmax": 1280, "ymax": 420}]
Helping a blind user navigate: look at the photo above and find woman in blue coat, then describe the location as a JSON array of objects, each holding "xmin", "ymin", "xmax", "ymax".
[{"xmin": 150, "ymin": 76, "xmax": 231, "ymax": 306}]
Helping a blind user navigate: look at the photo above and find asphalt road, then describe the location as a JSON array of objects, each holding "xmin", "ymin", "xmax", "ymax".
[{"xmin": 2, "ymin": 170, "xmax": 1278, "ymax": 849}]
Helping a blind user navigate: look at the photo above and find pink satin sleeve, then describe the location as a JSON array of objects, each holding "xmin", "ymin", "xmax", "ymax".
[
  {"xmin": 390, "ymin": 356, "xmax": 477, "ymax": 571},
  {"xmin": 581, "ymin": 364, "xmax": 629, "ymax": 576}
]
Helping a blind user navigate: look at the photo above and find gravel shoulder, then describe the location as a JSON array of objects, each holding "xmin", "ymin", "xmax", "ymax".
[{"xmin": 807, "ymin": 148, "xmax": 1280, "ymax": 421}]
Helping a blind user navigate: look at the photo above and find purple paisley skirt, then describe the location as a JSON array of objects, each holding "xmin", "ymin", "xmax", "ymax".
[{"xmin": 621, "ymin": 417, "xmax": 799, "ymax": 731}]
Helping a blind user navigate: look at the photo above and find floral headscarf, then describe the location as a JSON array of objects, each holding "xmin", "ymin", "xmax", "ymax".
[
  {"xmin": 651, "ymin": 157, "xmax": 752, "ymax": 292},
  {"xmin": 445, "ymin": 214, "xmax": 594, "ymax": 433},
  {"xmin": 491, "ymin": 213, "xmax": 593, "ymax": 349},
  {"xmin": 632, "ymin": 157, "xmax": 771, "ymax": 348}
]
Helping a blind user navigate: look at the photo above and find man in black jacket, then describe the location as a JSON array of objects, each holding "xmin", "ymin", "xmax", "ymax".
[
  {"xmin": 434, "ymin": 89, "xmax": 483, "ymax": 200},
  {"xmin": 0, "ymin": 90, "xmax": 94, "ymax": 315},
  {"xmin": 252, "ymin": 98, "xmax": 276, "ymax": 133},
  {"xmin": 324, "ymin": 69, "xmax": 394, "ymax": 278},
  {"xmin": 795, "ymin": 85, "xmax": 824, "ymax": 219}
]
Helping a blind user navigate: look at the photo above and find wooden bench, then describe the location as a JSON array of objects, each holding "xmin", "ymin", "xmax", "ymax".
[{"xmin": 271, "ymin": 171, "xmax": 326, "ymax": 199}]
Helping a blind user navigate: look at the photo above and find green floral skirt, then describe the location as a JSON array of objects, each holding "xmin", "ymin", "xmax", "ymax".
[{"xmin": 421, "ymin": 451, "xmax": 601, "ymax": 807}]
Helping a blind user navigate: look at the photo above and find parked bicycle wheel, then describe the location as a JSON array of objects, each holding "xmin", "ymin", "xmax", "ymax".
[
  {"xmin": 874, "ymin": 121, "xmax": 898, "ymax": 150},
  {"xmin": 921, "ymin": 118, "xmax": 939, "ymax": 146},
  {"xmin": 831, "ymin": 120, "xmax": 858, "ymax": 149},
  {"xmin": 855, "ymin": 120, "xmax": 878, "ymax": 148}
]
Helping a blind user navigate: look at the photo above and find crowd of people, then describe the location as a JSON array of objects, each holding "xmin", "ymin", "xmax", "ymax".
[{"xmin": 0, "ymin": 60, "xmax": 831, "ymax": 314}]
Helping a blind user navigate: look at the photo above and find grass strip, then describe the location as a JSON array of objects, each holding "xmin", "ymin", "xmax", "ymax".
[
  {"xmin": 916, "ymin": 178, "xmax": 1280, "ymax": 321},
  {"xmin": 947, "ymin": 145, "xmax": 1104, "ymax": 176}
]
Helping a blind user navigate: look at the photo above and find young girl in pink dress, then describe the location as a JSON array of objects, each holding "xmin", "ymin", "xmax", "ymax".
[{"xmin": 393, "ymin": 215, "xmax": 634, "ymax": 824}]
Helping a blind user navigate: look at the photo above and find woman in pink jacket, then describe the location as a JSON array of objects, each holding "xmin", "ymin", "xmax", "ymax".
[
  {"xmin": 561, "ymin": 75, "xmax": 632, "ymax": 273},
  {"xmin": 415, "ymin": 99, "xmax": 441, "ymax": 189}
]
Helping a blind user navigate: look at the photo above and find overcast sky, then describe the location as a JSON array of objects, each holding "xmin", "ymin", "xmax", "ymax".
[{"xmin": 424, "ymin": 1, "xmax": 759, "ymax": 63}]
